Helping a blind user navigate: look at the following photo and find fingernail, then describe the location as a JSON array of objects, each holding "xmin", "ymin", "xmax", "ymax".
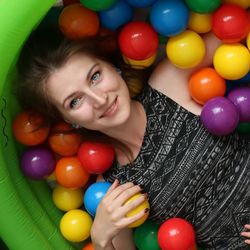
[{"xmin": 144, "ymin": 208, "xmax": 149, "ymax": 213}]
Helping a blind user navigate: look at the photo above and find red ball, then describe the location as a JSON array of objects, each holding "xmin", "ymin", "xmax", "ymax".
[
  {"xmin": 212, "ymin": 3, "xmax": 250, "ymax": 43},
  {"xmin": 77, "ymin": 141, "xmax": 115, "ymax": 174},
  {"xmin": 158, "ymin": 218, "xmax": 196, "ymax": 250},
  {"xmin": 118, "ymin": 21, "xmax": 159, "ymax": 60}
]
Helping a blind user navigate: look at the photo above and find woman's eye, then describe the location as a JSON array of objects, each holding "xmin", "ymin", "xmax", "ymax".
[
  {"xmin": 69, "ymin": 97, "xmax": 82, "ymax": 109},
  {"xmin": 91, "ymin": 71, "xmax": 100, "ymax": 84}
]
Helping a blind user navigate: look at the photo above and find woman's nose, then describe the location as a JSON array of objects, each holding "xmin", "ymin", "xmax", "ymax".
[{"xmin": 86, "ymin": 89, "xmax": 107, "ymax": 108}]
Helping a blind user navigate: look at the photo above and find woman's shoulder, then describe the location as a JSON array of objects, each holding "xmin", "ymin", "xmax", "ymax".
[{"xmin": 148, "ymin": 59, "xmax": 202, "ymax": 116}]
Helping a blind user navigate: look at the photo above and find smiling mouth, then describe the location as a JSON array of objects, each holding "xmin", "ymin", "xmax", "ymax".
[{"xmin": 100, "ymin": 97, "xmax": 118, "ymax": 118}]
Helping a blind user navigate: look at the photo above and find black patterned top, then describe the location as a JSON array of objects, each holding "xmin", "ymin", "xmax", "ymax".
[{"xmin": 103, "ymin": 84, "xmax": 250, "ymax": 249}]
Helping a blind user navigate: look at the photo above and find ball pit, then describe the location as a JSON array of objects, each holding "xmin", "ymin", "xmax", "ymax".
[{"xmin": 0, "ymin": 0, "xmax": 249, "ymax": 249}]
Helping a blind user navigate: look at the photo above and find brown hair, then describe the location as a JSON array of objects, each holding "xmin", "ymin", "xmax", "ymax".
[{"xmin": 14, "ymin": 27, "xmax": 151, "ymax": 161}]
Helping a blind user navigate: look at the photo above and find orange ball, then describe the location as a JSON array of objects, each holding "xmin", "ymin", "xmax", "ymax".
[
  {"xmin": 82, "ymin": 242, "xmax": 94, "ymax": 250},
  {"xmin": 12, "ymin": 110, "xmax": 50, "ymax": 146},
  {"xmin": 55, "ymin": 156, "xmax": 90, "ymax": 188},
  {"xmin": 59, "ymin": 3, "xmax": 100, "ymax": 39},
  {"xmin": 188, "ymin": 67, "xmax": 226, "ymax": 105},
  {"xmin": 48, "ymin": 121, "xmax": 82, "ymax": 156}
]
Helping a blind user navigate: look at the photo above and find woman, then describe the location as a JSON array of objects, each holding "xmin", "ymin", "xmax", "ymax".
[{"xmin": 15, "ymin": 28, "xmax": 250, "ymax": 249}]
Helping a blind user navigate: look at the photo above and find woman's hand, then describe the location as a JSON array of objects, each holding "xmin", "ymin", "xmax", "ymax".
[
  {"xmin": 241, "ymin": 224, "xmax": 250, "ymax": 245},
  {"xmin": 90, "ymin": 180, "xmax": 148, "ymax": 249}
]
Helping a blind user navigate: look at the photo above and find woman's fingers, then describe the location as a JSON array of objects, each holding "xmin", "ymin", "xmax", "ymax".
[
  {"xmin": 118, "ymin": 205, "xmax": 149, "ymax": 227},
  {"xmin": 105, "ymin": 181, "xmax": 140, "ymax": 201},
  {"xmin": 241, "ymin": 224, "xmax": 250, "ymax": 245}
]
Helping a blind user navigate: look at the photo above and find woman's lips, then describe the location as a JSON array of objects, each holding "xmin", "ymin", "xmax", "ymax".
[{"xmin": 100, "ymin": 97, "xmax": 118, "ymax": 118}]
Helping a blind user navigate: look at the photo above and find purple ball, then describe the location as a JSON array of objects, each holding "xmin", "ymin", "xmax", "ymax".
[
  {"xmin": 201, "ymin": 97, "xmax": 239, "ymax": 136},
  {"xmin": 21, "ymin": 147, "xmax": 55, "ymax": 179},
  {"xmin": 227, "ymin": 87, "xmax": 250, "ymax": 122}
]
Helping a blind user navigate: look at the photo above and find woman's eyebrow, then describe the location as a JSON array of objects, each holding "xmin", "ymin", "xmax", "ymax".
[{"xmin": 62, "ymin": 63, "xmax": 99, "ymax": 108}]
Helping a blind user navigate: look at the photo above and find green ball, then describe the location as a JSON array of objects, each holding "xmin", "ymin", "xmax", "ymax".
[
  {"xmin": 80, "ymin": 0, "xmax": 117, "ymax": 11},
  {"xmin": 237, "ymin": 122, "xmax": 250, "ymax": 134},
  {"xmin": 185, "ymin": 0, "xmax": 221, "ymax": 13},
  {"xmin": 133, "ymin": 220, "xmax": 160, "ymax": 250}
]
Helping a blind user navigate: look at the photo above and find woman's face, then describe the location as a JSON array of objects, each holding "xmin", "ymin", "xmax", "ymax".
[{"xmin": 47, "ymin": 53, "xmax": 131, "ymax": 132}]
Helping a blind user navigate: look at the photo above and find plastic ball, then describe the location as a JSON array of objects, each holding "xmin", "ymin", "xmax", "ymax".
[
  {"xmin": 126, "ymin": 0, "xmax": 157, "ymax": 8},
  {"xmin": 122, "ymin": 52, "xmax": 157, "ymax": 69},
  {"xmin": 99, "ymin": 0, "xmax": 133, "ymax": 31},
  {"xmin": 82, "ymin": 242, "xmax": 94, "ymax": 250},
  {"xmin": 213, "ymin": 43, "xmax": 250, "ymax": 80},
  {"xmin": 48, "ymin": 121, "xmax": 82, "ymax": 156},
  {"xmin": 77, "ymin": 141, "xmax": 115, "ymax": 174},
  {"xmin": 157, "ymin": 218, "xmax": 196, "ymax": 250},
  {"xmin": 237, "ymin": 122, "xmax": 250, "ymax": 134},
  {"xmin": 125, "ymin": 193, "xmax": 150, "ymax": 228},
  {"xmin": 60, "ymin": 209, "xmax": 93, "ymax": 242},
  {"xmin": 149, "ymin": 0, "xmax": 189, "ymax": 37},
  {"xmin": 52, "ymin": 184, "xmax": 84, "ymax": 211},
  {"xmin": 118, "ymin": 21, "xmax": 158, "ymax": 60},
  {"xmin": 59, "ymin": 3, "xmax": 99, "ymax": 39},
  {"xmin": 12, "ymin": 110, "xmax": 50, "ymax": 146},
  {"xmin": 201, "ymin": 96, "xmax": 239, "ymax": 136},
  {"xmin": 227, "ymin": 87, "xmax": 250, "ymax": 122},
  {"xmin": 134, "ymin": 220, "xmax": 160, "ymax": 250},
  {"xmin": 247, "ymin": 32, "xmax": 250, "ymax": 51},
  {"xmin": 188, "ymin": 12, "xmax": 212, "ymax": 34},
  {"xmin": 55, "ymin": 156, "xmax": 90, "ymax": 188},
  {"xmin": 212, "ymin": 3, "xmax": 249, "ymax": 43},
  {"xmin": 185, "ymin": 0, "xmax": 221, "ymax": 13},
  {"xmin": 21, "ymin": 147, "xmax": 55, "ymax": 179},
  {"xmin": 80, "ymin": 0, "xmax": 116, "ymax": 11},
  {"xmin": 222, "ymin": 0, "xmax": 250, "ymax": 9},
  {"xmin": 188, "ymin": 67, "xmax": 226, "ymax": 105},
  {"xmin": 83, "ymin": 181, "xmax": 112, "ymax": 216},
  {"xmin": 166, "ymin": 30, "xmax": 206, "ymax": 69}
]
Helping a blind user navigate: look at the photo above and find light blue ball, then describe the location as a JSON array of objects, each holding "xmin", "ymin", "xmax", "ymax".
[
  {"xmin": 149, "ymin": 0, "xmax": 189, "ymax": 37},
  {"xmin": 83, "ymin": 181, "xmax": 112, "ymax": 217},
  {"xmin": 99, "ymin": 0, "xmax": 133, "ymax": 31}
]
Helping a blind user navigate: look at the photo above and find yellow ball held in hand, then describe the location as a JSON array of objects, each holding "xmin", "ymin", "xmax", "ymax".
[
  {"xmin": 166, "ymin": 30, "xmax": 206, "ymax": 69},
  {"xmin": 125, "ymin": 193, "xmax": 150, "ymax": 228},
  {"xmin": 60, "ymin": 209, "xmax": 93, "ymax": 242},
  {"xmin": 122, "ymin": 53, "xmax": 157, "ymax": 69},
  {"xmin": 52, "ymin": 184, "xmax": 84, "ymax": 211},
  {"xmin": 213, "ymin": 43, "xmax": 250, "ymax": 80}
]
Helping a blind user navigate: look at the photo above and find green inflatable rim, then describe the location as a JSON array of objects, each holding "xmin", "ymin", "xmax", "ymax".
[{"xmin": 0, "ymin": 0, "xmax": 78, "ymax": 249}]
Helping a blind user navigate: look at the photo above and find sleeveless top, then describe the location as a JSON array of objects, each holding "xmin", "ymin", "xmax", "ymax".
[{"xmin": 103, "ymin": 83, "xmax": 250, "ymax": 250}]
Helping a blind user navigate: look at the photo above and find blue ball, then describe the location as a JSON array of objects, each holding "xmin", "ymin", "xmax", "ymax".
[
  {"xmin": 125, "ymin": 0, "xmax": 157, "ymax": 8},
  {"xmin": 83, "ymin": 181, "xmax": 112, "ymax": 216},
  {"xmin": 99, "ymin": 0, "xmax": 133, "ymax": 31},
  {"xmin": 149, "ymin": 0, "xmax": 189, "ymax": 37}
]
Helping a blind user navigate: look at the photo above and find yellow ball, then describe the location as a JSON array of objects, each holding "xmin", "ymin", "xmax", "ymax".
[
  {"xmin": 122, "ymin": 53, "xmax": 157, "ymax": 69},
  {"xmin": 213, "ymin": 43, "xmax": 250, "ymax": 80},
  {"xmin": 125, "ymin": 193, "xmax": 150, "ymax": 228},
  {"xmin": 188, "ymin": 12, "xmax": 212, "ymax": 34},
  {"xmin": 60, "ymin": 209, "xmax": 93, "ymax": 242},
  {"xmin": 166, "ymin": 30, "xmax": 205, "ymax": 69},
  {"xmin": 222, "ymin": 0, "xmax": 250, "ymax": 8},
  {"xmin": 52, "ymin": 184, "xmax": 84, "ymax": 211},
  {"xmin": 247, "ymin": 32, "xmax": 250, "ymax": 51}
]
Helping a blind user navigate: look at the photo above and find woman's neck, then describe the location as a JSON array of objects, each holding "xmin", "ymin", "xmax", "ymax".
[{"xmin": 101, "ymin": 100, "xmax": 146, "ymax": 164}]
